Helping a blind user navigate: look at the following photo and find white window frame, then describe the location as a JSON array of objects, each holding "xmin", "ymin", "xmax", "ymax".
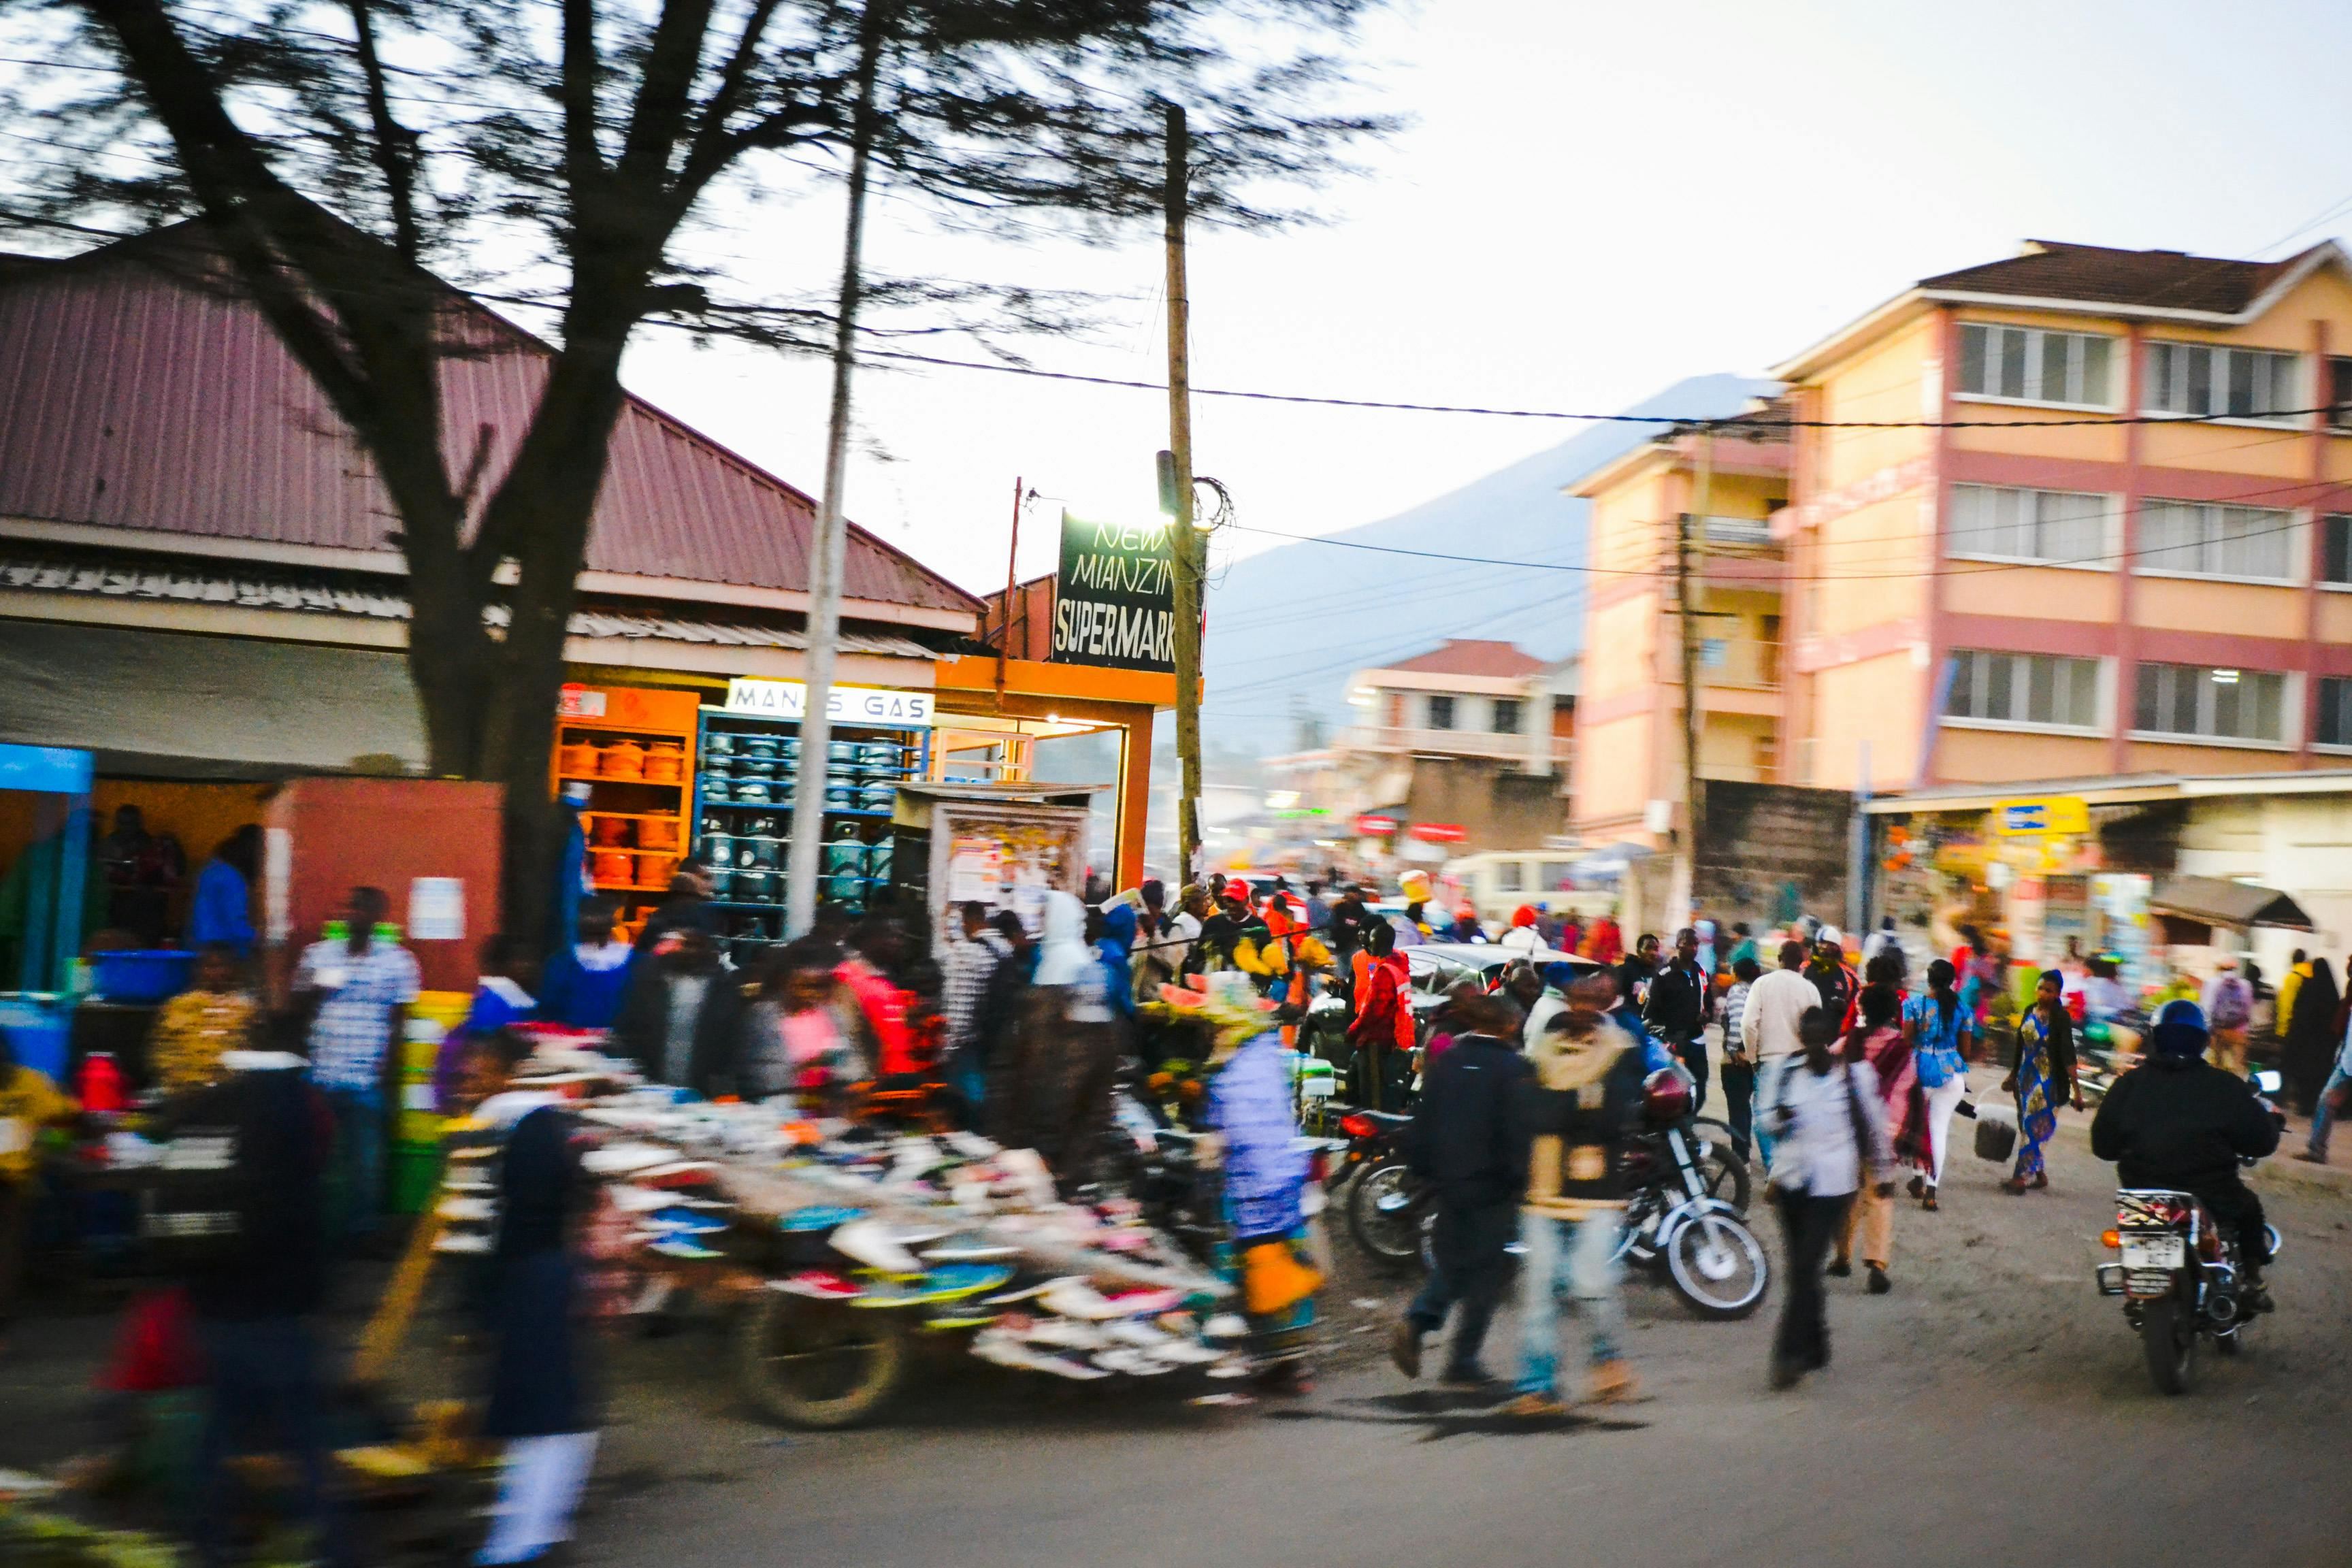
[
  {"xmin": 2142, "ymin": 340, "xmax": 2305, "ymax": 427},
  {"xmin": 2129, "ymin": 662, "xmax": 2296, "ymax": 750},
  {"xmin": 1954, "ymin": 323, "xmax": 2120, "ymax": 410},
  {"xmin": 2134, "ymin": 500, "xmax": 2302, "ymax": 586},
  {"xmin": 1941, "ymin": 649, "xmax": 2110, "ymax": 738},
  {"xmin": 1946, "ymin": 484, "xmax": 2118, "ymax": 569},
  {"xmin": 2314, "ymin": 674, "xmax": 2352, "ymax": 753}
]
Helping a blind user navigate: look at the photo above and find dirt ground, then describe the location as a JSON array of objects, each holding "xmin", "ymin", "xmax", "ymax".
[{"xmin": 9, "ymin": 1118, "xmax": 2352, "ymax": 1567}]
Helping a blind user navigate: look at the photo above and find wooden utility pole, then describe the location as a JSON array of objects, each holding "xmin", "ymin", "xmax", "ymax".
[
  {"xmin": 996, "ymin": 474, "xmax": 1024, "ymax": 698},
  {"xmin": 1164, "ymin": 102, "xmax": 1204, "ymax": 885},
  {"xmin": 786, "ymin": 5, "xmax": 889, "ymax": 936},
  {"xmin": 1675, "ymin": 424, "xmax": 1714, "ymax": 883}
]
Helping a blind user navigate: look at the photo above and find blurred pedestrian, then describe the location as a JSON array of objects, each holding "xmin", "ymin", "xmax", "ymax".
[
  {"xmin": 1498, "ymin": 904, "xmax": 1544, "ymax": 956},
  {"xmin": 1831, "ymin": 984, "xmax": 1927, "ymax": 1294},
  {"xmin": 186, "ymin": 825, "xmax": 260, "ymax": 957},
  {"xmin": 1741, "ymin": 939, "xmax": 1818, "ymax": 1171},
  {"xmin": 1503, "ymin": 977, "xmax": 1647, "ymax": 1416},
  {"xmin": 1394, "ymin": 988, "xmax": 1530, "ymax": 1388},
  {"xmin": 742, "ymin": 938, "xmax": 870, "ymax": 1106},
  {"xmin": 1644, "ymin": 926, "xmax": 1710, "ymax": 1114},
  {"xmin": 999, "ymin": 892, "xmax": 1120, "ymax": 1189},
  {"xmin": 1903, "ymin": 958, "xmax": 1976, "ymax": 1210},
  {"xmin": 2298, "ymin": 983, "xmax": 2352, "ymax": 1163},
  {"xmin": 1583, "ymin": 913, "xmax": 1623, "ymax": 966},
  {"xmin": 2001, "ymin": 969, "xmax": 2080, "ymax": 1194},
  {"xmin": 2281, "ymin": 956, "xmax": 2340, "ymax": 1116},
  {"xmin": 1804, "ymin": 928, "xmax": 1860, "ymax": 1031},
  {"xmin": 613, "ymin": 927, "xmax": 744, "ymax": 1096},
  {"xmin": 0, "ymin": 1030, "xmax": 79, "ymax": 1339},
  {"xmin": 293, "ymin": 886, "xmax": 418, "ymax": 1247},
  {"xmin": 1765, "ymin": 1006, "xmax": 1892, "ymax": 1390},
  {"xmin": 536, "ymin": 897, "xmax": 635, "ymax": 1030},
  {"xmin": 148, "ymin": 1036, "xmax": 342, "ymax": 1568},
  {"xmin": 941, "ymin": 902, "xmax": 1000, "ymax": 1113},
  {"xmin": 2202, "ymin": 957, "xmax": 2254, "ymax": 1077},
  {"xmin": 465, "ymin": 1032, "xmax": 600, "ymax": 1567},
  {"xmin": 1347, "ymin": 921, "xmax": 1414, "ymax": 1110},
  {"xmin": 1618, "ymin": 932, "xmax": 1659, "ymax": 1011},
  {"xmin": 1718, "ymin": 955, "xmax": 1761, "ymax": 1164},
  {"xmin": 1198, "ymin": 978, "xmax": 1320, "ymax": 1396}
]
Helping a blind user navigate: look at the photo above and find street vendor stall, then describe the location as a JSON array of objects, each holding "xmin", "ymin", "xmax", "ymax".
[
  {"xmin": 892, "ymin": 781, "xmax": 1095, "ymax": 943},
  {"xmin": 0, "ymin": 744, "xmax": 93, "ymax": 1081}
]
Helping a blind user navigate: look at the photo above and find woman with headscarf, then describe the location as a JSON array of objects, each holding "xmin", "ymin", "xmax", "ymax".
[
  {"xmin": 2000, "ymin": 969, "xmax": 2079, "ymax": 1194},
  {"xmin": 2280, "ymin": 956, "xmax": 2340, "ymax": 1117}
]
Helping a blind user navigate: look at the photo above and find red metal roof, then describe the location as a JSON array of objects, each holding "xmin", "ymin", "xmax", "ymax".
[
  {"xmin": 1918, "ymin": 240, "xmax": 2313, "ymax": 316},
  {"xmin": 1376, "ymin": 638, "xmax": 1546, "ymax": 679},
  {"xmin": 0, "ymin": 231, "xmax": 980, "ymax": 617}
]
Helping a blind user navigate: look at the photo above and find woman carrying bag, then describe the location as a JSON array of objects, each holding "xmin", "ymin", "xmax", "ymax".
[
  {"xmin": 2001, "ymin": 969, "xmax": 2080, "ymax": 1194},
  {"xmin": 1763, "ymin": 1006, "xmax": 1894, "ymax": 1391},
  {"xmin": 1902, "ymin": 960, "xmax": 1977, "ymax": 1211}
]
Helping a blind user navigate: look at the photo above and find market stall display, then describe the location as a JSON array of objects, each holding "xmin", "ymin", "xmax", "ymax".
[
  {"xmin": 553, "ymin": 685, "xmax": 700, "ymax": 941},
  {"xmin": 427, "ymin": 1038, "xmax": 1238, "ymax": 1429}
]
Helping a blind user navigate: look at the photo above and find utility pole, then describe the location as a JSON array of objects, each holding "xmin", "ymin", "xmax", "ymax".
[
  {"xmin": 996, "ymin": 474, "xmax": 1024, "ymax": 700},
  {"xmin": 1164, "ymin": 102, "xmax": 1204, "ymax": 887},
  {"xmin": 786, "ymin": 5, "xmax": 889, "ymax": 937},
  {"xmin": 1674, "ymin": 423, "xmax": 1714, "ymax": 909}
]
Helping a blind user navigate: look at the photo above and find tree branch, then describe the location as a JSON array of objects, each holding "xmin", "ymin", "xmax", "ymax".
[{"xmin": 344, "ymin": 0, "xmax": 421, "ymax": 261}]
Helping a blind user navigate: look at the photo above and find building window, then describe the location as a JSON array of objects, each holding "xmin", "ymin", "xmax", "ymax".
[
  {"xmin": 1425, "ymin": 693, "xmax": 1455, "ymax": 730},
  {"xmin": 1945, "ymin": 649, "xmax": 2102, "ymax": 731},
  {"xmin": 2134, "ymin": 663, "xmax": 2287, "ymax": 744},
  {"xmin": 2144, "ymin": 342, "xmax": 2300, "ymax": 421},
  {"xmin": 1493, "ymin": 860, "xmax": 1524, "ymax": 892},
  {"xmin": 2138, "ymin": 500, "xmax": 2296, "ymax": 581},
  {"xmin": 2318, "ymin": 676, "xmax": 2352, "ymax": 748},
  {"xmin": 1957, "ymin": 323, "xmax": 2115, "ymax": 407},
  {"xmin": 1490, "ymin": 697, "xmax": 1522, "ymax": 734},
  {"xmin": 2323, "ymin": 514, "xmax": 2352, "ymax": 585},
  {"xmin": 2330, "ymin": 357, "xmax": 2352, "ymax": 429},
  {"xmin": 1948, "ymin": 484, "xmax": 2111, "ymax": 565}
]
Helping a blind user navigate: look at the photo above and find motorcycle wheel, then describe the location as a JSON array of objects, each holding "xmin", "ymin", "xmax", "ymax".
[
  {"xmin": 2139, "ymin": 1294, "xmax": 2198, "ymax": 1396},
  {"xmin": 1348, "ymin": 1160, "xmax": 1426, "ymax": 1269},
  {"xmin": 1662, "ymin": 1209, "xmax": 1769, "ymax": 1319},
  {"xmin": 738, "ymin": 1294, "xmax": 907, "ymax": 1429},
  {"xmin": 1687, "ymin": 1123, "xmax": 1752, "ymax": 1213}
]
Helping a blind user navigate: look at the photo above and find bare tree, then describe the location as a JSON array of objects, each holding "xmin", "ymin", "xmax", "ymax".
[{"xmin": 0, "ymin": 0, "xmax": 1387, "ymax": 941}]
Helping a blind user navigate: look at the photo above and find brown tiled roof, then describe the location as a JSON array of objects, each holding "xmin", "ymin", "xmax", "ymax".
[
  {"xmin": 1918, "ymin": 240, "xmax": 2312, "ymax": 316},
  {"xmin": 0, "ymin": 227, "xmax": 982, "ymax": 617},
  {"xmin": 1377, "ymin": 638, "xmax": 1545, "ymax": 679}
]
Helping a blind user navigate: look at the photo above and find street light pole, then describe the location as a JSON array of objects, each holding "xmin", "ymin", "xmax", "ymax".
[{"xmin": 1164, "ymin": 102, "xmax": 1204, "ymax": 887}]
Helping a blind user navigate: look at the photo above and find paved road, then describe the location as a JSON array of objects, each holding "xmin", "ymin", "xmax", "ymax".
[{"xmin": 568, "ymin": 1126, "xmax": 2352, "ymax": 1568}]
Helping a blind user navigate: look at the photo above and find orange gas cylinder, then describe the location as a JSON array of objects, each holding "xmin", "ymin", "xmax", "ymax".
[
  {"xmin": 588, "ymin": 849, "xmax": 636, "ymax": 885},
  {"xmin": 636, "ymin": 818, "xmax": 680, "ymax": 852},
  {"xmin": 642, "ymin": 742, "xmax": 685, "ymax": 783},
  {"xmin": 588, "ymin": 816, "xmax": 633, "ymax": 847},
  {"xmin": 596, "ymin": 740, "xmax": 646, "ymax": 779},
  {"xmin": 636, "ymin": 852, "xmax": 677, "ymax": 888},
  {"xmin": 557, "ymin": 740, "xmax": 598, "ymax": 776}
]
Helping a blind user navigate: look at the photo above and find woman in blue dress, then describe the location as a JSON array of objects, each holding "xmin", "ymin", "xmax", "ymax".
[{"xmin": 2001, "ymin": 970, "xmax": 2080, "ymax": 1194}]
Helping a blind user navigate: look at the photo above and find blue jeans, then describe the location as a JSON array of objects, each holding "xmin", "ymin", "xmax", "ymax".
[
  {"xmin": 2308, "ymin": 1065, "xmax": 2351, "ymax": 1158},
  {"xmin": 325, "ymin": 1090, "xmax": 384, "ymax": 1240},
  {"xmin": 195, "ymin": 1316, "xmax": 346, "ymax": 1568},
  {"xmin": 1753, "ymin": 1058, "xmax": 1792, "ymax": 1172},
  {"xmin": 1513, "ymin": 1210, "xmax": 1625, "ymax": 1395},
  {"xmin": 1406, "ymin": 1198, "xmax": 1516, "ymax": 1377}
]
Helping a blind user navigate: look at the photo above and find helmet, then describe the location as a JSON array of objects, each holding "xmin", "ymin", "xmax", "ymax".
[
  {"xmin": 1641, "ymin": 1065, "xmax": 1694, "ymax": 1125},
  {"xmin": 1816, "ymin": 925, "xmax": 1843, "ymax": 947}
]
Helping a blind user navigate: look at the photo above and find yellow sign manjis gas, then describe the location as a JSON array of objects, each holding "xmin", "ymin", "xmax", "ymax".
[{"xmin": 1995, "ymin": 796, "xmax": 2089, "ymax": 836}]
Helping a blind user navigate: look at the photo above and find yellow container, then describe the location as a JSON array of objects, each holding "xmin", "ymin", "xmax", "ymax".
[{"xmin": 397, "ymin": 991, "xmax": 471, "ymax": 1145}]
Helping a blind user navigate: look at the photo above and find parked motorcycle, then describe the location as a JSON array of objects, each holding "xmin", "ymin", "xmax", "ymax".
[{"xmin": 2093, "ymin": 1070, "xmax": 2286, "ymax": 1394}]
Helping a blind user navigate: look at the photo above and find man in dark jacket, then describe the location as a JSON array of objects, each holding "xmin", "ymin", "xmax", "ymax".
[
  {"xmin": 1618, "ymin": 932, "xmax": 1661, "ymax": 1013},
  {"xmin": 2091, "ymin": 1000, "xmax": 2281, "ymax": 1306},
  {"xmin": 1644, "ymin": 926, "xmax": 1711, "ymax": 1113},
  {"xmin": 612, "ymin": 928, "xmax": 745, "ymax": 1095},
  {"xmin": 147, "ymin": 1041, "xmax": 346, "ymax": 1568},
  {"xmin": 1392, "ymin": 989, "xmax": 1531, "ymax": 1385}
]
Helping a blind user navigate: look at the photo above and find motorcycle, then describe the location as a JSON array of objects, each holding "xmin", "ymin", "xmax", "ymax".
[
  {"xmin": 2073, "ymin": 1011, "xmax": 2148, "ymax": 1108},
  {"xmin": 1344, "ymin": 1071, "xmax": 1769, "ymax": 1320},
  {"xmin": 2093, "ymin": 1069, "xmax": 2286, "ymax": 1394}
]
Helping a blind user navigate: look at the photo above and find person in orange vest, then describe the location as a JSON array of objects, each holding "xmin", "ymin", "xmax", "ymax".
[{"xmin": 1348, "ymin": 921, "xmax": 1417, "ymax": 1110}]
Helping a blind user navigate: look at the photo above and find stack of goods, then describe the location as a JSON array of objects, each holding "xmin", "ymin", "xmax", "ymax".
[{"xmin": 430, "ymin": 1059, "xmax": 1243, "ymax": 1383}]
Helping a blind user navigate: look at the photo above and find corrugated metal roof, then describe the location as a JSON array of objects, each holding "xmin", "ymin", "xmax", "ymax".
[
  {"xmin": 0, "ymin": 231, "xmax": 981, "ymax": 616},
  {"xmin": 0, "ymin": 551, "xmax": 940, "ymax": 657},
  {"xmin": 1376, "ymin": 639, "xmax": 1547, "ymax": 679},
  {"xmin": 1919, "ymin": 240, "xmax": 2307, "ymax": 316}
]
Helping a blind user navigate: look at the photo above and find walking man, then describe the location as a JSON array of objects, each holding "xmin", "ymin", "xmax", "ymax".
[
  {"xmin": 293, "ymin": 886, "xmax": 418, "ymax": 1248},
  {"xmin": 1392, "ymin": 990, "xmax": 1530, "ymax": 1387},
  {"xmin": 1644, "ymin": 926, "xmax": 1711, "ymax": 1113},
  {"xmin": 1740, "ymin": 940, "xmax": 1818, "ymax": 1171},
  {"xmin": 1503, "ymin": 976, "xmax": 1647, "ymax": 1416}
]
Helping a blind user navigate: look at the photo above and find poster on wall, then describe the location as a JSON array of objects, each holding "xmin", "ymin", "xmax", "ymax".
[
  {"xmin": 1051, "ymin": 512, "xmax": 1177, "ymax": 672},
  {"xmin": 947, "ymin": 836, "xmax": 1003, "ymax": 902}
]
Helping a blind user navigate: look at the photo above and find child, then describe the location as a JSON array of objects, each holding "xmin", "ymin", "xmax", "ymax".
[{"xmin": 437, "ymin": 936, "xmax": 538, "ymax": 1113}]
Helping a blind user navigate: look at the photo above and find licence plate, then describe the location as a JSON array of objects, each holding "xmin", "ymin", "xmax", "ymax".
[{"xmin": 2121, "ymin": 1234, "xmax": 2185, "ymax": 1270}]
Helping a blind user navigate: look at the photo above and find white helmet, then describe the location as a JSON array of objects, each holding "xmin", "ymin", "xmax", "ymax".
[{"xmin": 1816, "ymin": 925, "xmax": 1843, "ymax": 946}]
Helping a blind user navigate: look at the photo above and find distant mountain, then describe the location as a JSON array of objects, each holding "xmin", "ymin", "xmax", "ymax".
[{"xmin": 1200, "ymin": 373, "xmax": 1773, "ymax": 754}]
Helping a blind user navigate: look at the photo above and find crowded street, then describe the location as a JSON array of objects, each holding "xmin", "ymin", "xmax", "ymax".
[{"xmin": 11, "ymin": 1122, "xmax": 2352, "ymax": 1566}]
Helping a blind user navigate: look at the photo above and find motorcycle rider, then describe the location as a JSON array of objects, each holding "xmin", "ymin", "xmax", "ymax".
[{"xmin": 2089, "ymin": 999, "xmax": 2280, "ymax": 1311}]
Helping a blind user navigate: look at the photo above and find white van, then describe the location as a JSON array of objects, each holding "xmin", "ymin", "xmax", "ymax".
[{"xmin": 1442, "ymin": 851, "xmax": 1602, "ymax": 922}]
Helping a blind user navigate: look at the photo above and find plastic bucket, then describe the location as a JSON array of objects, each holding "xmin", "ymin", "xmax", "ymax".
[{"xmin": 90, "ymin": 949, "xmax": 199, "ymax": 1004}]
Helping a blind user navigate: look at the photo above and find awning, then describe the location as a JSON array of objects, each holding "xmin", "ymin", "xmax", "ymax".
[{"xmin": 2146, "ymin": 875, "xmax": 2313, "ymax": 932}]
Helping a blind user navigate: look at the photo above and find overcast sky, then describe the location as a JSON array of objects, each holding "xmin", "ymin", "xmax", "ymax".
[{"xmin": 620, "ymin": 0, "xmax": 2352, "ymax": 595}]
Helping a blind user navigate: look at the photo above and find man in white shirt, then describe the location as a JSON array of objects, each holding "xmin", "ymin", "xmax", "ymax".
[{"xmin": 1740, "ymin": 938, "xmax": 1820, "ymax": 1170}]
